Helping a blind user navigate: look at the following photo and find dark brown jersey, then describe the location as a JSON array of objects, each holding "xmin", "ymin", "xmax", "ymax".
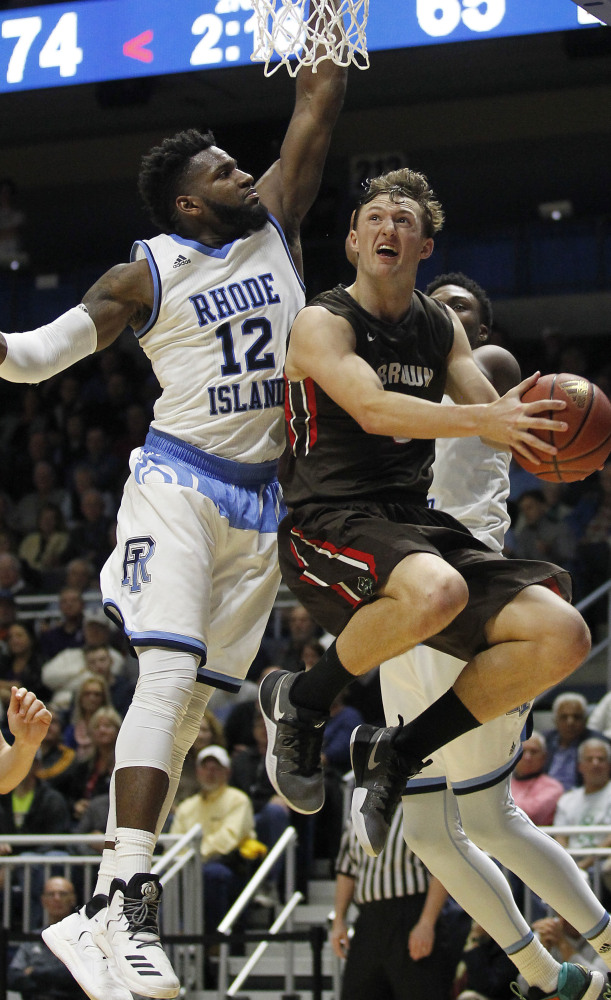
[{"xmin": 281, "ymin": 284, "xmax": 454, "ymax": 506}]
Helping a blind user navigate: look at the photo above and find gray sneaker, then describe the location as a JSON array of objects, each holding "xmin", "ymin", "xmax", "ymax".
[
  {"xmin": 350, "ymin": 722, "xmax": 430, "ymax": 857},
  {"xmin": 259, "ymin": 669, "xmax": 327, "ymax": 814}
]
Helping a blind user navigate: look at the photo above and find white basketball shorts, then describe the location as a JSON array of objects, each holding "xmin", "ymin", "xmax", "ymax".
[
  {"xmin": 100, "ymin": 430, "xmax": 283, "ymax": 692},
  {"xmin": 380, "ymin": 646, "xmax": 532, "ymax": 795}
]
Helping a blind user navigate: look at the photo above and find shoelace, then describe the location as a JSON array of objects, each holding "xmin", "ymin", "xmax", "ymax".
[
  {"xmin": 372, "ymin": 746, "xmax": 409, "ymax": 825},
  {"xmin": 280, "ymin": 716, "xmax": 325, "ymax": 777},
  {"xmin": 122, "ymin": 896, "xmax": 162, "ymax": 949}
]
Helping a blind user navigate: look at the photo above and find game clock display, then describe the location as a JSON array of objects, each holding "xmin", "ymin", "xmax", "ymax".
[{"xmin": 0, "ymin": 0, "xmax": 604, "ymax": 94}]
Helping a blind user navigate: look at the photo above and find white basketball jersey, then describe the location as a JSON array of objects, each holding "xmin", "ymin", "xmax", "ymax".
[
  {"xmin": 430, "ymin": 396, "xmax": 511, "ymax": 552},
  {"xmin": 131, "ymin": 215, "xmax": 305, "ymax": 464}
]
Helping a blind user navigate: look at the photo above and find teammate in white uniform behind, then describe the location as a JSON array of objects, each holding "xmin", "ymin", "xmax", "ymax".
[
  {"xmin": 0, "ymin": 15, "xmax": 347, "ymax": 999},
  {"xmin": 382, "ymin": 273, "xmax": 611, "ymax": 1000}
]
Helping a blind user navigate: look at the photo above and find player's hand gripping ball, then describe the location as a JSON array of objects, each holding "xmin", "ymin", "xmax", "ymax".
[{"xmin": 512, "ymin": 373, "xmax": 611, "ymax": 482}]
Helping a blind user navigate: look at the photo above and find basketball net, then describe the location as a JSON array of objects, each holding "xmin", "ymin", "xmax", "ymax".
[{"xmin": 250, "ymin": 0, "xmax": 369, "ymax": 77}]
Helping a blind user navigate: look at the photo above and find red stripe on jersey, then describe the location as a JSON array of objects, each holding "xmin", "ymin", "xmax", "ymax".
[
  {"xmin": 284, "ymin": 375, "xmax": 297, "ymax": 451},
  {"xmin": 291, "ymin": 527, "xmax": 378, "ymax": 581},
  {"xmin": 304, "ymin": 377, "xmax": 318, "ymax": 451}
]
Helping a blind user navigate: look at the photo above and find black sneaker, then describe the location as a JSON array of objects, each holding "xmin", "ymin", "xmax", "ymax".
[
  {"xmin": 259, "ymin": 668, "xmax": 327, "ymax": 814},
  {"xmin": 350, "ymin": 722, "xmax": 430, "ymax": 857}
]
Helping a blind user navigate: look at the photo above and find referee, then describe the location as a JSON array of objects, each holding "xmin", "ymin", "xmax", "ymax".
[{"xmin": 330, "ymin": 803, "xmax": 449, "ymax": 1000}]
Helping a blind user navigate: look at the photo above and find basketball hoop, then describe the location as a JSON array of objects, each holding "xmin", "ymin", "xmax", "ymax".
[{"xmin": 250, "ymin": 0, "xmax": 369, "ymax": 77}]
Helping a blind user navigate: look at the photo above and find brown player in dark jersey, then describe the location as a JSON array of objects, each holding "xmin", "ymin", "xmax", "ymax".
[{"xmin": 259, "ymin": 167, "xmax": 592, "ymax": 861}]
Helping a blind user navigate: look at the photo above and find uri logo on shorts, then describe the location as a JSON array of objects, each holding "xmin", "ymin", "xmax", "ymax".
[{"xmin": 122, "ymin": 536, "xmax": 156, "ymax": 593}]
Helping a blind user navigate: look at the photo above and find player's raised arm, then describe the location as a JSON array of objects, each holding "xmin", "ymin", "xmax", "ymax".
[
  {"xmin": 256, "ymin": 1, "xmax": 348, "ymax": 253},
  {"xmin": 0, "ymin": 257, "xmax": 154, "ymax": 384},
  {"xmin": 0, "ymin": 687, "xmax": 52, "ymax": 794}
]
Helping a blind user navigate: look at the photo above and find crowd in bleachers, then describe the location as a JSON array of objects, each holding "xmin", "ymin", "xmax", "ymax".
[{"xmin": 0, "ymin": 291, "xmax": 609, "ymax": 973}]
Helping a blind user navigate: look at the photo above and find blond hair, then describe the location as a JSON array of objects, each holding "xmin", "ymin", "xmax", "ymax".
[{"xmin": 354, "ymin": 168, "xmax": 444, "ymax": 238}]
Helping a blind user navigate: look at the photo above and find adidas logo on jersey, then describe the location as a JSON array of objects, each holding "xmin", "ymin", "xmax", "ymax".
[{"xmin": 173, "ymin": 254, "xmax": 191, "ymax": 269}]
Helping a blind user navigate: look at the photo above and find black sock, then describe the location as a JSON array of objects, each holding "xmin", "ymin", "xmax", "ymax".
[
  {"xmin": 289, "ymin": 640, "xmax": 353, "ymax": 714},
  {"xmin": 393, "ymin": 688, "xmax": 481, "ymax": 762}
]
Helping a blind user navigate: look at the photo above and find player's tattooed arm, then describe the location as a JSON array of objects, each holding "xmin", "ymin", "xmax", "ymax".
[{"xmin": 82, "ymin": 258, "xmax": 155, "ymax": 348}]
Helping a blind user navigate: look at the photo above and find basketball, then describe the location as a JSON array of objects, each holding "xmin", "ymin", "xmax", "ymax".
[{"xmin": 512, "ymin": 373, "xmax": 611, "ymax": 482}]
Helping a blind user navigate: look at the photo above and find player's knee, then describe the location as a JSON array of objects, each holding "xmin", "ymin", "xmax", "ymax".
[
  {"xmin": 415, "ymin": 572, "xmax": 468, "ymax": 639},
  {"xmin": 539, "ymin": 606, "xmax": 591, "ymax": 682}
]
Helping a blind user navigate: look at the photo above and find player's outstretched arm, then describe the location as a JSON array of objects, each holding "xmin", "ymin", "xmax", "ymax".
[
  {"xmin": 0, "ymin": 687, "xmax": 52, "ymax": 793},
  {"xmin": 0, "ymin": 257, "xmax": 154, "ymax": 384},
  {"xmin": 287, "ymin": 305, "xmax": 567, "ymax": 461},
  {"xmin": 256, "ymin": 1, "xmax": 348, "ymax": 252}
]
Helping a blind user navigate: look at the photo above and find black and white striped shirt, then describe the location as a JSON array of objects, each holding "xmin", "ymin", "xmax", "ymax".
[{"xmin": 335, "ymin": 806, "xmax": 429, "ymax": 904}]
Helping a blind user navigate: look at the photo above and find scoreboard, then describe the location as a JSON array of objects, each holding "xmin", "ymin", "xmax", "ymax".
[{"xmin": 0, "ymin": 0, "xmax": 605, "ymax": 94}]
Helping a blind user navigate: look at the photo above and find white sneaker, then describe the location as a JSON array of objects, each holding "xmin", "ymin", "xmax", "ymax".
[
  {"xmin": 95, "ymin": 873, "xmax": 180, "ymax": 999},
  {"xmin": 42, "ymin": 895, "xmax": 133, "ymax": 1000}
]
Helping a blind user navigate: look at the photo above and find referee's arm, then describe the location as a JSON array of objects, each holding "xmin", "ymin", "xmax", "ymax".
[
  {"xmin": 408, "ymin": 876, "xmax": 448, "ymax": 961},
  {"xmin": 330, "ymin": 873, "xmax": 356, "ymax": 959}
]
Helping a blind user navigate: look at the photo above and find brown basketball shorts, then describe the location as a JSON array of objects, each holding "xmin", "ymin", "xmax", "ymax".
[{"xmin": 278, "ymin": 499, "xmax": 572, "ymax": 661}]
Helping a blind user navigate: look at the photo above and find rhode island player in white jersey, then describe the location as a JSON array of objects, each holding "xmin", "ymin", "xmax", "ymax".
[
  {"xmin": 0, "ymin": 24, "xmax": 348, "ymax": 1000},
  {"xmin": 381, "ymin": 273, "xmax": 611, "ymax": 1000}
]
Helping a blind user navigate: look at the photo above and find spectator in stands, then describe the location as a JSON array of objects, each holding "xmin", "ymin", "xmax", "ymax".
[
  {"xmin": 170, "ymin": 745, "xmax": 257, "ymax": 931},
  {"xmin": 82, "ymin": 644, "xmax": 134, "ymax": 718},
  {"xmin": 14, "ymin": 460, "xmax": 71, "ymax": 538},
  {"xmin": 511, "ymin": 731, "xmax": 565, "ymax": 826},
  {"xmin": 553, "ymin": 738, "xmax": 611, "ymax": 876},
  {"xmin": 545, "ymin": 692, "xmax": 609, "ymax": 791},
  {"xmin": 0, "ymin": 177, "xmax": 28, "ymax": 270},
  {"xmin": 55, "ymin": 705, "xmax": 120, "ymax": 825},
  {"xmin": 231, "ymin": 707, "xmax": 291, "ymax": 900},
  {"xmin": 507, "ymin": 489, "xmax": 576, "ymax": 568},
  {"xmin": 324, "ymin": 691, "xmax": 363, "ymax": 777},
  {"xmin": 36, "ymin": 715, "xmax": 75, "ymax": 784},
  {"xmin": 0, "ymin": 552, "xmax": 37, "ymax": 599},
  {"xmin": 42, "ymin": 614, "xmax": 125, "ymax": 709},
  {"xmin": 567, "ymin": 461, "xmax": 611, "ymax": 632},
  {"xmin": 38, "ymin": 587, "xmax": 85, "ymax": 661},
  {"xmin": 0, "ymin": 753, "xmax": 72, "ymax": 923},
  {"xmin": 588, "ymin": 692, "xmax": 611, "ymax": 742},
  {"xmin": 274, "ymin": 603, "xmax": 322, "ymax": 673},
  {"xmin": 18, "ymin": 502, "xmax": 69, "ymax": 588},
  {"xmin": 174, "ymin": 710, "xmax": 225, "ymax": 807},
  {"xmin": 61, "ymin": 675, "xmax": 111, "ymax": 761},
  {"xmin": 7, "ymin": 875, "xmax": 88, "ymax": 1000},
  {"xmin": 66, "ymin": 488, "xmax": 112, "ymax": 572},
  {"xmin": 0, "ymin": 622, "xmax": 46, "ymax": 713},
  {"xmin": 61, "ymin": 557, "xmax": 98, "ymax": 597},
  {"xmin": 80, "ymin": 426, "xmax": 122, "ymax": 496},
  {"xmin": 453, "ymin": 921, "xmax": 527, "ymax": 1000},
  {"xmin": 0, "ymin": 594, "xmax": 17, "ymax": 657},
  {"xmin": 223, "ymin": 664, "xmax": 280, "ymax": 756}
]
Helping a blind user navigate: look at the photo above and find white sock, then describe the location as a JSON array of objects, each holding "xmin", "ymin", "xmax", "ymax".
[
  {"xmin": 93, "ymin": 848, "xmax": 117, "ymax": 898},
  {"xmin": 586, "ymin": 916, "xmax": 611, "ymax": 971},
  {"xmin": 114, "ymin": 827, "xmax": 156, "ymax": 884},
  {"xmin": 511, "ymin": 937, "xmax": 562, "ymax": 992}
]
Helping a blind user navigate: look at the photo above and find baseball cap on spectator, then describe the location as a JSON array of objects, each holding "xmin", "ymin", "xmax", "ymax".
[{"xmin": 197, "ymin": 745, "xmax": 230, "ymax": 768}]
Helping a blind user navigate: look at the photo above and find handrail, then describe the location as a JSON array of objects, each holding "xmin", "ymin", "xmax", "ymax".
[
  {"xmin": 217, "ymin": 825, "xmax": 297, "ymax": 935},
  {"xmin": 574, "ymin": 577, "xmax": 611, "ymax": 686},
  {"xmin": 216, "ymin": 824, "xmax": 298, "ymax": 999},
  {"xmin": 226, "ymin": 891, "xmax": 304, "ymax": 997}
]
